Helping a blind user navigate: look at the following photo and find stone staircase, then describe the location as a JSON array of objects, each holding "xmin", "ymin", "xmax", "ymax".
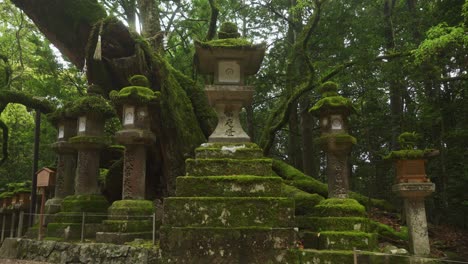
[{"xmin": 160, "ymin": 143, "xmax": 296, "ymax": 263}]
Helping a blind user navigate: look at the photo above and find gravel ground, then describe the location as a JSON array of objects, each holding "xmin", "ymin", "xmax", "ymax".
[{"xmin": 0, "ymin": 259, "xmax": 50, "ymax": 264}]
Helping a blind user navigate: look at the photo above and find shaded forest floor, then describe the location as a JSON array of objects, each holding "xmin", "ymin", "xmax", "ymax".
[{"xmin": 370, "ymin": 208, "xmax": 468, "ymax": 261}]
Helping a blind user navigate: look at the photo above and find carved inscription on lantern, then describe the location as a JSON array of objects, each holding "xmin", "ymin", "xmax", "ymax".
[
  {"xmin": 124, "ymin": 106, "xmax": 135, "ymax": 125},
  {"xmin": 331, "ymin": 115, "xmax": 343, "ymax": 130},
  {"xmin": 224, "ymin": 111, "xmax": 235, "ymax": 136},
  {"xmin": 78, "ymin": 116, "xmax": 87, "ymax": 132},
  {"xmin": 218, "ymin": 60, "xmax": 240, "ymax": 83}
]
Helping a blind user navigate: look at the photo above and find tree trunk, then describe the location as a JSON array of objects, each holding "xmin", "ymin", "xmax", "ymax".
[
  {"xmin": 137, "ymin": 0, "xmax": 163, "ymax": 52},
  {"xmin": 12, "ymin": 0, "xmax": 216, "ymax": 197},
  {"xmin": 300, "ymin": 98, "xmax": 319, "ymax": 177}
]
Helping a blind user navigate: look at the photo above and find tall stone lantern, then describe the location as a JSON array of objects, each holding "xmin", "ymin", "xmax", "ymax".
[
  {"xmin": 45, "ymin": 107, "xmax": 77, "ymax": 215},
  {"xmin": 195, "ymin": 22, "xmax": 265, "ymax": 143},
  {"xmin": 309, "ymin": 82, "xmax": 357, "ymax": 198},
  {"xmin": 96, "ymin": 75, "xmax": 159, "ymax": 244},
  {"xmin": 387, "ymin": 132, "xmax": 437, "ymax": 256},
  {"xmin": 46, "ymin": 93, "xmax": 114, "ymax": 240}
]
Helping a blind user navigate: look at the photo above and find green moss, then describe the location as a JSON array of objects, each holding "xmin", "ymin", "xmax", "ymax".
[
  {"xmin": 0, "ymin": 90, "xmax": 55, "ymax": 113},
  {"xmin": 109, "ymin": 144, "xmax": 125, "ymax": 151},
  {"xmin": 195, "ymin": 143, "xmax": 263, "ymax": 159},
  {"xmin": 68, "ymin": 135, "xmax": 111, "ymax": 147},
  {"xmin": 398, "ymin": 132, "xmax": 420, "ymax": 149},
  {"xmin": 176, "ymin": 176, "xmax": 283, "ymax": 197},
  {"xmin": 129, "ymin": 75, "xmax": 151, "ymax": 87},
  {"xmin": 218, "ymin": 22, "xmax": 241, "ymax": 39},
  {"xmin": 185, "ymin": 158, "xmax": 273, "ymax": 176},
  {"xmin": 196, "ymin": 38, "xmax": 254, "ymax": 48},
  {"xmin": 46, "ymin": 103, "xmax": 74, "ymax": 126},
  {"xmin": 109, "ymin": 86, "xmax": 160, "ymax": 105},
  {"xmin": 125, "ymin": 239, "xmax": 157, "ymax": 250},
  {"xmin": 273, "ymin": 159, "xmax": 395, "ymax": 212},
  {"xmin": 108, "ymin": 199, "xmax": 155, "ymax": 218},
  {"xmin": 317, "ymin": 231, "xmax": 378, "ymax": 250},
  {"xmin": 383, "ymin": 149, "xmax": 432, "ymax": 160},
  {"xmin": 282, "ymin": 184, "xmax": 324, "ymax": 215},
  {"xmin": 309, "ymin": 96, "xmax": 357, "ymax": 115},
  {"xmin": 318, "ymin": 81, "xmax": 339, "ymax": 95},
  {"xmin": 296, "ymin": 216, "xmax": 370, "ymax": 232},
  {"xmin": 61, "ymin": 194, "xmax": 109, "ymax": 213},
  {"xmin": 313, "ymin": 198, "xmax": 366, "ymax": 217},
  {"xmin": 66, "ymin": 95, "xmax": 115, "ymax": 119},
  {"xmin": 370, "ymin": 221, "xmax": 409, "ymax": 241},
  {"xmin": 314, "ymin": 133, "xmax": 357, "ymax": 146},
  {"xmin": 103, "ymin": 219, "xmax": 153, "ymax": 233}
]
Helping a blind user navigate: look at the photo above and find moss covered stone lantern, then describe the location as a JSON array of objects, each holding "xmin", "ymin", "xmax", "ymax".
[
  {"xmin": 45, "ymin": 106, "xmax": 77, "ymax": 215},
  {"xmin": 195, "ymin": 22, "xmax": 265, "ymax": 142},
  {"xmin": 310, "ymin": 82, "xmax": 357, "ymax": 198},
  {"xmin": 45, "ymin": 94, "xmax": 113, "ymax": 240},
  {"xmin": 95, "ymin": 75, "xmax": 158, "ymax": 244},
  {"xmin": 387, "ymin": 132, "xmax": 437, "ymax": 256}
]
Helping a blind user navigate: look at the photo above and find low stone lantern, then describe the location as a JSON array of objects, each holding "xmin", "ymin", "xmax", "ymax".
[
  {"xmin": 387, "ymin": 132, "xmax": 437, "ymax": 257},
  {"xmin": 96, "ymin": 75, "xmax": 159, "ymax": 244},
  {"xmin": 46, "ymin": 93, "xmax": 114, "ymax": 240},
  {"xmin": 195, "ymin": 22, "xmax": 265, "ymax": 142},
  {"xmin": 309, "ymin": 82, "xmax": 357, "ymax": 198},
  {"xmin": 45, "ymin": 108, "xmax": 77, "ymax": 215}
]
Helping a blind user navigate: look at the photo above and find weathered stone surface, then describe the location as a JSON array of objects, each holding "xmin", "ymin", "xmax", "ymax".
[
  {"xmin": 300, "ymin": 231, "xmax": 377, "ymax": 250},
  {"xmin": 163, "ymin": 197, "xmax": 294, "ymax": 227},
  {"xmin": 195, "ymin": 143, "xmax": 263, "ymax": 159},
  {"xmin": 0, "ymin": 238, "xmax": 161, "ymax": 264},
  {"xmin": 160, "ymin": 226, "xmax": 295, "ymax": 263},
  {"xmin": 290, "ymin": 249, "xmax": 442, "ymax": 264},
  {"xmin": 96, "ymin": 231, "xmax": 153, "ymax": 244},
  {"xmin": 185, "ymin": 158, "xmax": 273, "ymax": 176},
  {"xmin": 296, "ymin": 216, "xmax": 370, "ymax": 232},
  {"xmin": 175, "ymin": 176, "xmax": 283, "ymax": 197},
  {"xmin": 46, "ymin": 223, "xmax": 103, "ymax": 240}
]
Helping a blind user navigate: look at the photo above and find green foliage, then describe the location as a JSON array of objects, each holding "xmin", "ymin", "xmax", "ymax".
[
  {"xmin": 129, "ymin": 75, "xmax": 151, "ymax": 87},
  {"xmin": 309, "ymin": 96, "xmax": 357, "ymax": 115},
  {"xmin": 397, "ymin": 132, "xmax": 420, "ymax": 149},
  {"xmin": 318, "ymin": 81, "xmax": 339, "ymax": 96}
]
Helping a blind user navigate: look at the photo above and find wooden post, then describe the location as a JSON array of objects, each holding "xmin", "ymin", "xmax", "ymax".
[
  {"xmin": 38, "ymin": 187, "xmax": 46, "ymax": 240},
  {"xmin": 1, "ymin": 213, "xmax": 5, "ymax": 242},
  {"xmin": 17, "ymin": 211, "xmax": 24, "ymax": 237},
  {"xmin": 353, "ymin": 247, "xmax": 358, "ymax": 264},
  {"xmin": 80, "ymin": 212, "xmax": 86, "ymax": 242},
  {"xmin": 152, "ymin": 213, "xmax": 156, "ymax": 245},
  {"xmin": 10, "ymin": 212, "xmax": 16, "ymax": 238}
]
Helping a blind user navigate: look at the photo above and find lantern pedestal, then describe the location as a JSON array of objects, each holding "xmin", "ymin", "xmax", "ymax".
[
  {"xmin": 205, "ymin": 85, "xmax": 253, "ymax": 143},
  {"xmin": 392, "ymin": 182, "xmax": 435, "ymax": 256},
  {"xmin": 323, "ymin": 139, "xmax": 353, "ymax": 199}
]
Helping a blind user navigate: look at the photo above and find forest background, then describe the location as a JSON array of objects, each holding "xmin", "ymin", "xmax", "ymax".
[{"xmin": 0, "ymin": 0, "xmax": 467, "ymax": 230}]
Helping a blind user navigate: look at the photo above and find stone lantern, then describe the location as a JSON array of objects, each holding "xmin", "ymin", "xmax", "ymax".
[
  {"xmin": 387, "ymin": 132, "xmax": 437, "ymax": 256},
  {"xmin": 96, "ymin": 75, "xmax": 158, "ymax": 244},
  {"xmin": 195, "ymin": 22, "xmax": 265, "ymax": 143},
  {"xmin": 309, "ymin": 82, "xmax": 357, "ymax": 198},
  {"xmin": 46, "ymin": 93, "xmax": 114, "ymax": 240},
  {"xmin": 45, "ymin": 110, "xmax": 77, "ymax": 215}
]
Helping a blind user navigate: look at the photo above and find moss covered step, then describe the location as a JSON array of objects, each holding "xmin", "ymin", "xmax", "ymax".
[
  {"xmin": 160, "ymin": 226, "xmax": 295, "ymax": 263},
  {"xmin": 300, "ymin": 231, "xmax": 377, "ymax": 251},
  {"xmin": 282, "ymin": 184, "xmax": 324, "ymax": 215},
  {"xmin": 296, "ymin": 216, "xmax": 371, "ymax": 232},
  {"xmin": 290, "ymin": 249, "xmax": 418, "ymax": 264},
  {"xmin": 312, "ymin": 198, "xmax": 366, "ymax": 217},
  {"xmin": 163, "ymin": 197, "xmax": 294, "ymax": 227},
  {"xmin": 61, "ymin": 194, "xmax": 109, "ymax": 213},
  {"xmin": 175, "ymin": 176, "xmax": 283, "ymax": 197},
  {"xmin": 106, "ymin": 199, "xmax": 155, "ymax": 220},
  {"xmin": 102, "ymin": 219, "xmax": 153, "ymax": 233},
  {"xmin": 195, "ymin": 143, "xmax": 263, "ymax": 159},
  {"xmin": 95, "ymin": 231, "xmax": 153, "ymax": 244},
  {"xmin": 185, "ymin": 158, "xmax": 273, "ymax": 176},
  {"xmin": 54, "ymin": 211, "xmax": 106, "ymax": 224}
]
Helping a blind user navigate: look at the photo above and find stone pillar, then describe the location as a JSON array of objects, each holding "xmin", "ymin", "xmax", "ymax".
[
  {"xmin": 75, "ymin": 148, "xmax": 101, "ymax": 194},
  {"xmin": 325, "ymin": 143, "xmax": 352, "ymax": 198},
  {"xmin": 208, "ymin": 98, "xmax": 251, "ymax": 143},
  {"xmin": 392, "ymin": 182, "xmax": 435, "ymax": 256}
]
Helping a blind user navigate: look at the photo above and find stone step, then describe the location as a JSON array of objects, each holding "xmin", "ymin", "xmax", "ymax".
[
  {"xmin": 289, "ymin": 249, "xmax": 413, "ymax": 264},
  {"xmin": 311, "ymin": 198, "xmax": 366, "ymax": 217},
  {"xmin": 160, "ymin": 226, "xmax": 296, "ymax": 264},
  {"xmin": 46, "ymin": 222, "xmax": 103, "ymax": 240},
  {"xmin": 300, "ymin": 231, "xmax": 377, "ymax": 251},
  {"xmin": 195, "ymin": 143, "xmax": 264, "ymax": 159},
  {"xmin": 185, "ymin": 158, "xmax": 273, "ymax": 176},
  {"xmin": 163, "ymin": 197, "xmax": 294, "ymax": 227},
  {"xmin": 95, "ymin": 231, "xmax": 153, "ymax": 244},
  {"xmin": 175, "ymin": 176, "xmax": 283, "ymax": 197},
  {"xmin": 296, "ymin": 216, "xmax": 370, "ymax": 232}
]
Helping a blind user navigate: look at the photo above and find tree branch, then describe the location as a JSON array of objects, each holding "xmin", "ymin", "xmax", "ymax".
[
  {"xmin": 0, "ymin": 119, "xmax": 8, "ymax": 167},
  {"xmin": 206, "ymin": 0, "xmax": 219, "ymax": 41}
]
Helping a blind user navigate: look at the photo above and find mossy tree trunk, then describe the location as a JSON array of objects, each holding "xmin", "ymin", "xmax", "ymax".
[{"xmin": 12, "ymin": 0, "xmax": 216, "ymax": 197}]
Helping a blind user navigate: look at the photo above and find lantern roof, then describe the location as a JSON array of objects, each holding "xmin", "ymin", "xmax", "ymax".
[
  {"xmin": 194, "ymin": 39, "xmax": 266, "ymax": 76},
  {"xmin": 110, "ymin": 75, "xmax": 160, "ymax": 105},
  {"xmin": 309, "ymin": 82, "xmax": 357, "ymax": 115}
]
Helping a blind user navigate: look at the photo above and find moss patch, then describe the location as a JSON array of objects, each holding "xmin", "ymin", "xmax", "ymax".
[
  {"xmin": 66, "ymin": 95, "xmax": 115, "ymax": 119},
  {"xmin": 282, "ymin": 184, "xmax": 324, "ymax": 215},
  {"xmin": 296, "ymin": 216, "xmax": 371, "ymax": 232},
  {"xmin": 108, "ymin": 199, "xmax": 155, "ymax": 220},
  {"xmin": 383, "ymin": 149, "xmax": 434, "ymax": 160},
  {"xmin": 309, "ymin": 96, "xmax": 357, "ymax": 115},
  {"xmin": 186, "ymin": 158, "xmax": 273, "ymax": 176},
  {"xmin": 69, "ymin": 135, "xmax": 111, "ymax": 145},
  {"xmin": 176, "ymin": 176, "xmax": 283, "ymax": 197},
  {"xmin": 315, "ymin": 133, "xmax": 357, "ymax": 146},
  {"xmin": 61, "ymin": 194, "xmax": 109, "ymax": 213},
  {"xmin": 110, "ymin": 86, "xmax": 160, "ymax": 105},
  {"xmin": 103, "ymin": 219, "xmax": 153, "ymax": 233},
  {"xmin": 317, "ymin": 231, "xmax": 378, "ymax": 251},
  {"xmin": 370, "ymin": 221, "xmax": 409, "ymax": 241},
  {"xmin": 196, "ymin": 38, "xmax": 253, "ymax": 48},
  {"xmin": 313, "ymin": 198, "xmax": 366, "ymax": 217}
]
